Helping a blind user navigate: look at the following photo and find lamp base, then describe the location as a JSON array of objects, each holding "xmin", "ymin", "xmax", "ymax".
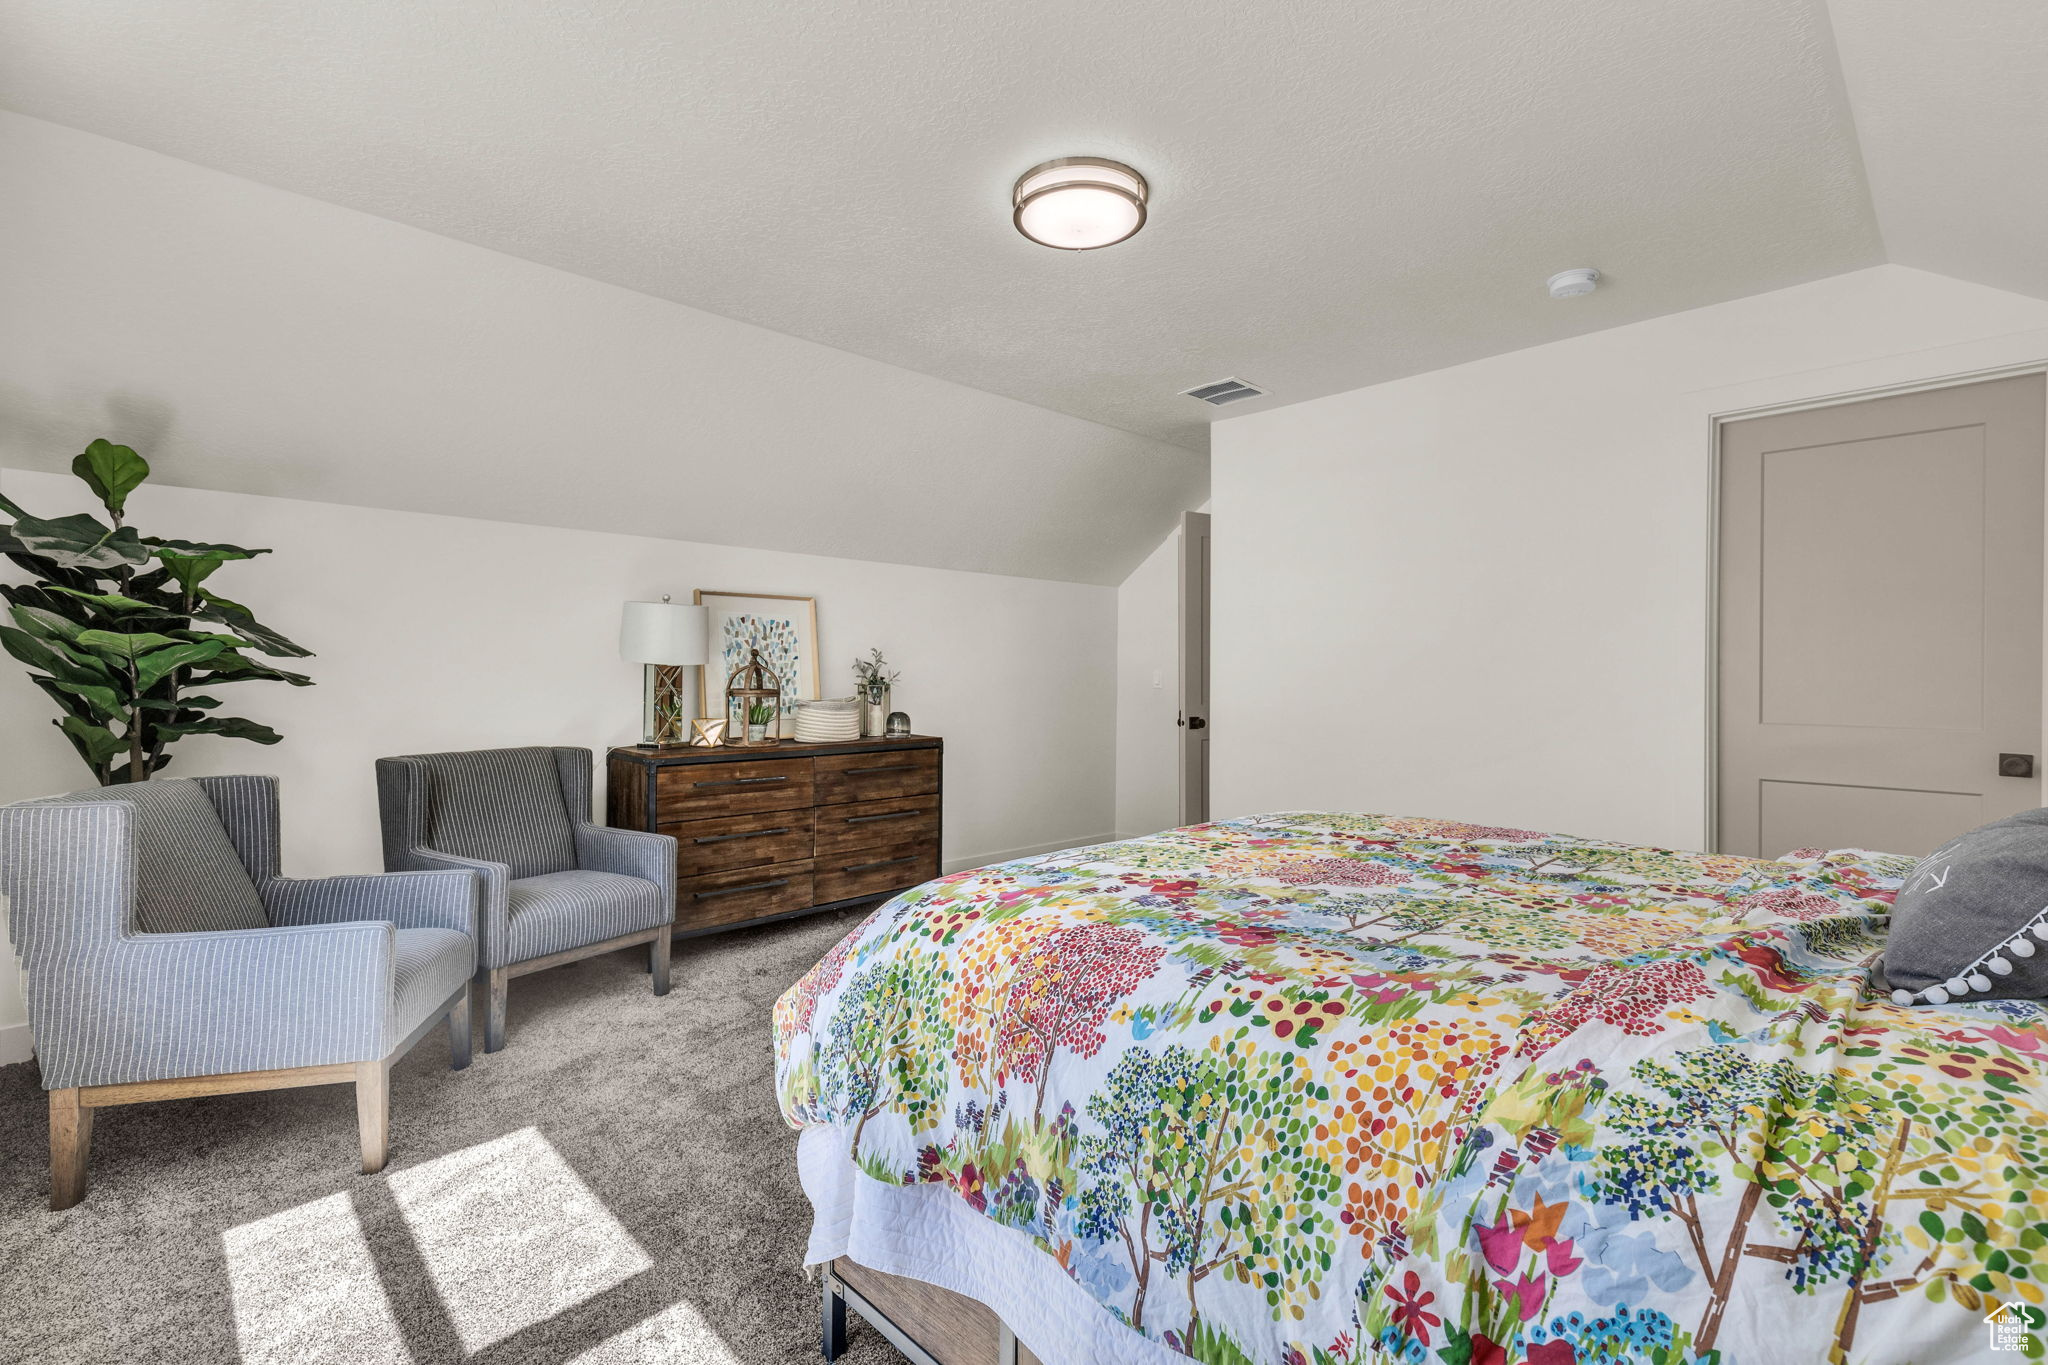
[{"xmin": 643, "ymin": 664, "xmax": 693, "ymax": 747}]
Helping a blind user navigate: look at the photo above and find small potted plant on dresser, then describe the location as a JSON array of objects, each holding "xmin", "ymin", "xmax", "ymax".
[
  {"xmin": 606, "ymin": 729, "xmax": 943, "ymax": 937},
  {"xmin": 853, "ymin": 648, "xmax": 899, "ymax": 739}
]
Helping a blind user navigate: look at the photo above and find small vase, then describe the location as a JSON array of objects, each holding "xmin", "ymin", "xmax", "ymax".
[
  {"xmin": 747, "ymin": 722, "xmax": 768, "ymax": 743},
  {"xmin": 861, "ymin": 687, "xmax": 890, "ymax": 738}
]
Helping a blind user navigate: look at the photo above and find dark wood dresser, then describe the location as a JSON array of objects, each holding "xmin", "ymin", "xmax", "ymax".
[{"xmin": 606, "ymin": 736, "xmax": 943, "ymax": 937}]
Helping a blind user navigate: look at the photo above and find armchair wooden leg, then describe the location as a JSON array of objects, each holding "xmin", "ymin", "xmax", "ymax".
[
  {"xmin": 484, "ymin": 967, "xmax": 508, "ymax": 1053},
  {"xmin": 651, "ymin": 929, "xmax": 672, "ymax": 997},
  {"xmin": 356, "ymin": 1061, "xmax": 390, "ymax": 1175},
  {"xmin": 49, "ymin": 1089, "xmax": 92, "ymax": 1211},
  {"xmin": 448, "ymin": 984, "xmax": 472, "ymax": 1071}
]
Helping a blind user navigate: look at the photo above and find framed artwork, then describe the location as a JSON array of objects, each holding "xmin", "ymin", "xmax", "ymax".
[{"xmin": 694, "ymin": 590, "xmax": 821, "ymax": 731}]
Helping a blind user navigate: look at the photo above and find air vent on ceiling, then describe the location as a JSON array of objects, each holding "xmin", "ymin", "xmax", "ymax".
[{"xmin": 1181, "ymin": 377, "xmax": 1267, "ymax": 406}]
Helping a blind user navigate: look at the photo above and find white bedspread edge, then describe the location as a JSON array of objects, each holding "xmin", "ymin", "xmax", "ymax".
[{"xmin": 797, "ymin": 1125, "xmax": 1183, "ymax": 1365}]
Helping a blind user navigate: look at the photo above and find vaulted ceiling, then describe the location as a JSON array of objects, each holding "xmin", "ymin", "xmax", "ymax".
[{"xmin": 0, "ymin": 0, "xmax": 2042, "ymax": 571}]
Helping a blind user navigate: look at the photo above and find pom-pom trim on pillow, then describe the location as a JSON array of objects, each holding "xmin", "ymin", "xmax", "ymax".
[{"xmin": 1890, "ymin": 907, "xmax": 2048, "ymax": 1006}]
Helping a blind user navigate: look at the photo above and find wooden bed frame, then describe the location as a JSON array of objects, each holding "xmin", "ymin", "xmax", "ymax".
[{"xmin": 821, "ymin": 1257, "xmax": 1044, "ymax": 1365}]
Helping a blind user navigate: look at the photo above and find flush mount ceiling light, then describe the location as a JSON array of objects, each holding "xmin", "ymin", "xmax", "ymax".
[
  {"xmin": 1013, "ymin": 157, "xmax": 1148, "ymax": 250},
  {"xmin": 1547, "ymin": 267, "xmax": 1601, "ymax": 298}
]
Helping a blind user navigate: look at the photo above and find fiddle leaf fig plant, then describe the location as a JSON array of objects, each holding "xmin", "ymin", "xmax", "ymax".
[{"xmin": 0, "ymin": 440, "xmax": 314, "ymax": 785}]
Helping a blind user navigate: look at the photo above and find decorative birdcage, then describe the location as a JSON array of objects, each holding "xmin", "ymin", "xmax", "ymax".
[{"xmin": 724, "ymin": 647, "xmax": 783, "ymax": 747}]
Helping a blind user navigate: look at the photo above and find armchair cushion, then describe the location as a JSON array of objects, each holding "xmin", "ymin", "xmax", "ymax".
[
  {"xmin": 39, "ymin": 780, "xmax": 268, "ymax": 935},
  {"xmin": 392, "ymin": 928, "xmax": 474, "ymax": 1039},
  {"xmin": 505, "ymin": 870, "xmax": 668, "ymax": 962},
  {"xmin": 415, "ymin": 748, "xmax": 578, "ymax": 879}
]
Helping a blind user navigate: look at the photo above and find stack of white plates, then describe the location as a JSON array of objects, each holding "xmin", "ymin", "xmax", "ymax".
[{"xmin": 794, "ymin": 697, "xmax": 861, "ymax": 743}]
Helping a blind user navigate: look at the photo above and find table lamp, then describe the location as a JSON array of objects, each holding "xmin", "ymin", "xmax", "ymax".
[{"xmin": 620, "ymin": 596, "xmax": 708, "ymax": 746}]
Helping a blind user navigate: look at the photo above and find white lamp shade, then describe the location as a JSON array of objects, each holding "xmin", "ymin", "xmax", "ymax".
[{"xmin": 620, "ymin": 601, "xmax": 708, "ymax": 665}]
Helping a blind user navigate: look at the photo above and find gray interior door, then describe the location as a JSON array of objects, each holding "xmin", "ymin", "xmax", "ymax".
[
  {"xmin": 1717, "ymin": 373, "xmax": 2046, "ymax": 859},
  {"xmin": 1178, "ymin": 511, "xmax": 1211, "ymax": 825}
]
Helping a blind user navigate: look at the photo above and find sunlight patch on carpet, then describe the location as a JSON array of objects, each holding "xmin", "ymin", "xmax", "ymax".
[
  {"xmin": 566, "ymin": 1299, "xmax": 746, "ymax": 1363},
  {"xmin": 223, "ymin": 1191, "xmax": 409, "ymax": 1365},
  {"xmin": 388, "ymin": 1126, "xmax": 652, "ymax": 1351}
]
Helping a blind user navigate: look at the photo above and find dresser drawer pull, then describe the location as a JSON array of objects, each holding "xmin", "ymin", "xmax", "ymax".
[
  {"xmin": 694, "ymin": 878, "xmax": 790, "ymax": 900},
  {"xmin": 692, "ymin": 827, "xmax": 790, "ymax": 844},
  {"xmin": 845, "ymin": 809, "xmax": 922, "ymax": 824},
  {"xmin": 694, "ymin": 775, "xmax": 790, "ymax": 788},
  {"xmin": 845, "ymin": 764, "xmax": 920, "ymax": 776},
  {"xmin": 844, "ymin": 855, "xmax": 919, "ymax": 873}
]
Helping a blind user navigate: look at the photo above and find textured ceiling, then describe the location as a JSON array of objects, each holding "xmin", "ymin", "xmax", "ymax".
[
  {"xmin": 0, "ymin": 0, "xmax": 1886, "ymax": 454},
  {"xmin": 1827, "ymin": 0, "xmax": 2048, "ymax": 302}
]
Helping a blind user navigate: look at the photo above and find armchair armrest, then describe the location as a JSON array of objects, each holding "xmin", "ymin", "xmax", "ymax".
[
  {"xmin": 392, "ymin": 847, "xmax": 509, "ymax": 969},
  {"xmin": 575, "ymin": 823, "xmax": 676, "ymax": 917},
  {"xmin": 86, "ymin": 921, "xmax": 398, "ymax": 1086},
  {"xmin": 264, "ymin": 869, "xmax": 481, "ymax": 941}
]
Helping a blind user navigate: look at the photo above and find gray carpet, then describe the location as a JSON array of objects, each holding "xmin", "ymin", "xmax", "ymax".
[{"xmin": 0, "ymin": 909, "xmax": 901, "ymax": 1365}]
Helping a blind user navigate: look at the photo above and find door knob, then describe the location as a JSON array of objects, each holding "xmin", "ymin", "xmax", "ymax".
[
  {"xmin": 1187, "ymin": 715, "xmax": 1207, "ymax": 731},
  {"xmin": 2000, "ymin": 753, "xmax": 2035, "ymax": 779}
]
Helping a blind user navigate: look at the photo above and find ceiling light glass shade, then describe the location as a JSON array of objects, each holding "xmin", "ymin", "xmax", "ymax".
[{"xmin": 1013, "ymin": 157, "xmax": 1148, "ymax": 250}]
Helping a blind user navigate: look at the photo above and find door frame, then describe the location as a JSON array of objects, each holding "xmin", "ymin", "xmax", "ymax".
[
  {"xmin": 1178, "ymin": 511, "xmax": 1211, "ymax": 825},
  {"xmin": 1704, "ymin": 359, "xmax": 2048, "ymax": 853}
]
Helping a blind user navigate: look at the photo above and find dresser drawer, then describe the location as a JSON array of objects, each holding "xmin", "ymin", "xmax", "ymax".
[
  {"xmin": 669, "ymin": 808, "xmax": 816, "ymax": 877},
  {"xmin": 814, "ymin": 749, "xmax": 939, "ymax": 806},
  {"xmin": 815, "ymin": 795, "xmax": 940, "ymax": 857},
  {"xmin": 656, "ymin": 757, "xmax": 814, "ymax": 818},
  {"xmin": 675, "ymin": 862, "xmax": 815, "ymax": 933},
  {"xmin": 815, "ymin": 842, "xmax": 940, "ymax": 904}
]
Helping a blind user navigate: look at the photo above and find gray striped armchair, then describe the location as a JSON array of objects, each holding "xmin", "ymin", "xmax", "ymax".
[
  {"xmin": 0, "ymin": 776, "xmax": 479, "ymax": 1210},
  {"xmin": 375, "ymin": 747, "xmax": 676, "ymax": 1052}
]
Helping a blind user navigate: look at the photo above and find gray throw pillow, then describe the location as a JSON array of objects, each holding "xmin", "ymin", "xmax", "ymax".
[{"xmin": 1883, "ymin": 808, "xmax": 2048, "ymax": 1006}]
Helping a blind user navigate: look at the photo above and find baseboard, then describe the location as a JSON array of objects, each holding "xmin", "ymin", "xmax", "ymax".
[
  {"xmin": 943, "ymin": 832, "xmax": 1120, "ymax": 876},
  {"xmin": 0, "ymin": 1021, "xmax": 33, "ymax": 1066}
]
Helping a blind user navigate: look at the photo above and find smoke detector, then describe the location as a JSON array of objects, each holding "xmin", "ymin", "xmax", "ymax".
[
  {"xmin": 1181, "ymin": 377, "xmax": 1267, "ymax": 406},
  {"xmin": 1547, "ymin": 268, "xmax": 1601, "ymax": 299}
]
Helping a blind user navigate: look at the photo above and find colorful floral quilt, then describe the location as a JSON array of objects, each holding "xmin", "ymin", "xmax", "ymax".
[{"xmin": 773, "ymin": 814, "xmax": 2048, "ymax": 1364}]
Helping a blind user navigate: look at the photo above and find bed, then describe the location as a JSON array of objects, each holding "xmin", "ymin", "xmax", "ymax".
[{"xmin": 773, "ymin": 813, "xmax": 2048, "ymax": 1364}]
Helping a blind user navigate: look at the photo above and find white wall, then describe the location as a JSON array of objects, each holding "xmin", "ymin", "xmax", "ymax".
[
  {"xmin": 1212, "ymin": 265, "xmax": 2048, "ymax": 849},
  {"xmin": 0, "ymin": 470, "xmax": 1117, "ymax": 1062},
  {"xmin": 1116, "ymin": 525, "xmax": 1182, "ymax": 838}
]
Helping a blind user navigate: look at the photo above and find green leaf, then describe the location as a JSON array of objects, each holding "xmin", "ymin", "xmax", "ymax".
[
  {"xmin": 70, "ymin": 440, "xmax": 150, "ymax": 517},
  {"xmin": 126, "ymin": 566, "xmax": 174, "ymax": 597},
  {"xmin": 2, "ymin": 617, "xmax": 118, "ymax": 683},
  {"xmin": 192, "ymin": 652, "xmax": 314, "ymax": 687},
  {"xmin": 136, "ymin": 693, "xmax": 221, "ymax": 712},
  {"xmin": 44, "ymin": 584, "xmax": 170, "ymax": 615},
  {"xmin": 74, "ymin": 628, "xmax": 180, "ymax": 662},
  {"xmin": 4, "ymin": 512, "xmax": 150, "ymax": 571},
  {"xmin": 29, "ymin": 674, "xmax": 103, "ymax": 726},
  {"xmin": 153, "ymin": 714, "xmax": 283, "ymax": 745},
  {"xmin": 46, "ymin": 677, "xmax": 127, "ymax": 722},
  {"xmin": 147, "ymin": 537, "xmax": 267, "ymax": 560},
  {"xmin": 0, "ymin": 623, "xmax": 75, "ymax": 678},
  {"xmin": 58, "ymin": 716, "xmax": 126, "ymax": 767},
  {"xmin": 172, "ymin": 630, "xmax": 256, "ymax": 649},
  {"xmin": 148, "ymin": 537, "xmax": 264, "ymax": 595},
  {"xmin": 0, "ymin": 626, "xmax": 124, "ymax": 697},
  {"xmin": 9, "ymin": 601, "xmax": 88, "ymax": 643},
  {"xmin": 193, "ymin": 592, "xmax": 312, "ymax": 658},
  {"xmin": 133, "ymin": 640, "xmax": 225, "ymax": 692}
]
